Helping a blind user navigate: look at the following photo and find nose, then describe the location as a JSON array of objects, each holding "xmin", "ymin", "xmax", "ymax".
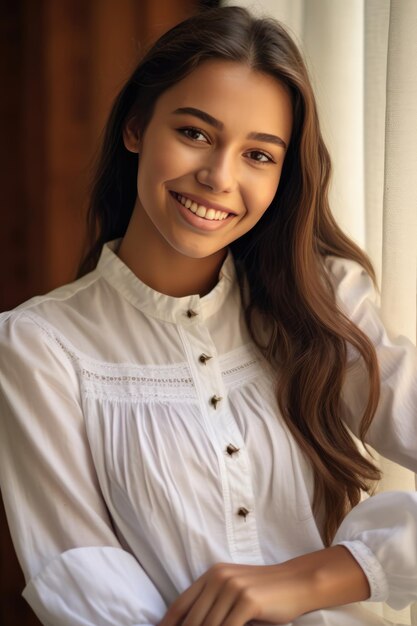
[{"xmin": 195, "ymin": 149, "xmax": 236, "ymax": 193}]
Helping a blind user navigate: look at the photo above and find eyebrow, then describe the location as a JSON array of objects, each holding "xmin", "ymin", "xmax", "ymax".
[{"xmin": 172, "ymin": 107, "xmax": 287, "ymax": 150}]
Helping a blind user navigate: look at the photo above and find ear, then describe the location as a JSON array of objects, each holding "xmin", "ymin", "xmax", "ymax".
[{"xmin": 123, "ymin": 116, "xmax": 141, "ymax": 154}]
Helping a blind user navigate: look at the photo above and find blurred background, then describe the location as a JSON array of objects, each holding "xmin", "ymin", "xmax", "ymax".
[{"xmin": 1, "ymin": 1, "xmax": 417, "ymax": 624}]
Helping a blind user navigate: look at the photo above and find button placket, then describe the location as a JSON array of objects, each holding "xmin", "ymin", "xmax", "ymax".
[
  {"xmin": 178, "ymin": 313, "xmax": 225, "ymax": 423},
  {"xmin": 226, "ymin": 445, "xmax": 250, "ymax": 522},
  {"xmin": 218, "ymin": 423, "xmax": 262, "ymax": 558},
  {"xmin": 197, "ymin": 352, "xmax": 222, "ymax": 411},
  {"xmin": 184, "ymin": 305, "xmax": 221, "ymax": 408},
  {"xmin": 177, "ymin": 299, "xmax": 262, "ymax": 561}
]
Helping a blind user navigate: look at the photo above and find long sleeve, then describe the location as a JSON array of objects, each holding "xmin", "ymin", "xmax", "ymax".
[
  {"xmin": 327, "ymin": 256, "xmax": 417, "ymax": 471},
  {"xmin": 333, "ymin": 491, "xmax": 417, "ymax": 609},
  {"xmin": 326, "ymin": 256, "xmax": 417, "ymax": 610},
  {"xmin": 0, "ymin": 311, "xmax": 167, "ymax": 625}
]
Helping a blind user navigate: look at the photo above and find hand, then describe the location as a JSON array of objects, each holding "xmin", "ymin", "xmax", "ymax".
[
  {"xmin": 156, "ymin": 561, "xmax": 308, "ymax": 626},
  {"xmin": 156, "ymin": 547, "xmax": 370, "ymax": 626}
]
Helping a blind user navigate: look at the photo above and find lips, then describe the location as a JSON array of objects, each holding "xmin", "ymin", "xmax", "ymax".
[
  {"xmin": 172, "ymin": 192, "xmax": 230, "ymax": 222},
  {"xmin": 170, "ymin": 190, "xmax": 236, "ymax": 231},
  {"xmin": 170, "ymin": 191, "xmax": 236, "ymax": 221}
]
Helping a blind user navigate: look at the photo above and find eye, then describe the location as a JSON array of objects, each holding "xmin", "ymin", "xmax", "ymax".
[
  {"xmin": 177, "ymin": 127, "xmax": 209, "ymax": 143},
  {"xmin": 246, "ymin": 150, "xmax": 275, "ymax": 164}
]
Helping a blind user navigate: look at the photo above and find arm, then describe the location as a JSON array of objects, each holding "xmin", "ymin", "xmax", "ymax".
[
  {"xmin": 332, "ymin": 490, "xmax": 417, "ymax": 610},
  {"xmin": 326, "ymin": 256, "xmax": 417, "ymax": 610},
  {"xmin": 327, "ymin": 255, "xmax": 417, "ymax": 472},
  {"xmin": 156, "ymin": 546, "xmax": 369, "ymax": 626},
  {"xmin": 0, "ymin": 311, "xmax": 167, "ymax": 625}
]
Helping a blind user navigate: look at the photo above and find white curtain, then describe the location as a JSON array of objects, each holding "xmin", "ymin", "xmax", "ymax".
[{"xmin": 223, "ymin": 1, "xmax": 417, "ymax": 623}]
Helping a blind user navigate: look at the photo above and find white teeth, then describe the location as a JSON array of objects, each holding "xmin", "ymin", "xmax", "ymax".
[{"xmin": 175, "ymin": 193, "xmax": 230, "ymax": 221}]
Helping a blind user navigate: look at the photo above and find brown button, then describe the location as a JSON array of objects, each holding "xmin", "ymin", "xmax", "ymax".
[
  {"xmin": 186, "ymin": 309, "xmax": 198, "ymax": 318},
  {"xmin": 226, "ymin": 443, "xmax": 240, "ymax": 456},
  {"xmin": 237, "ymin": 507, "xmax": 249, "ymax": 520},
  {"xmin": 210, "ymin": 395, "xmax": 222, "ymax": 409},
  {"xmin": 199, "ymin": 353, "xmax": 213, "ymax": 365}
]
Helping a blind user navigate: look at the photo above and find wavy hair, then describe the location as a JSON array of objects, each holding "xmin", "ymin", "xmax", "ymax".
[{"xmin": 77, "ymin": 5, "xmax": 381, "ymax": 545}]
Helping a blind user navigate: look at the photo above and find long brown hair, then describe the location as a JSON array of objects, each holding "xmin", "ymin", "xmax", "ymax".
[{"xmin": 77, "ymin": 5, "xmax": 381, "ymax": 545}]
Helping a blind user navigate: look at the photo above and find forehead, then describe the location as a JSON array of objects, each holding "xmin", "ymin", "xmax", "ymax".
[{"xmin": 152, "ymin": 60, "xmax": 293, "ymax": 139}]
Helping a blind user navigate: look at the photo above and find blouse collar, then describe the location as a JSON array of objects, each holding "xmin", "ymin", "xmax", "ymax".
[{"xmin": 96, "ymin": 238, "xmax": 237, "ymax": 325}]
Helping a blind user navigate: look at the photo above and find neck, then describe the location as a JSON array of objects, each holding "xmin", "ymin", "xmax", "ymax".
[{"xmin": 117, "ymin": 204, "xmax": 228, "ymax": 298}]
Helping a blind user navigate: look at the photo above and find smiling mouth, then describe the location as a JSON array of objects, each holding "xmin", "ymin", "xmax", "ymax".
[{"xmin": 171, "ymin": 192, "xmax": 231, "ymax": 221}]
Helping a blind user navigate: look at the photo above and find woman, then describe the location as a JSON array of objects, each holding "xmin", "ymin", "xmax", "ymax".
[{"xmin": 0, "ymin": 6, "xmax": 416, "ymax": 626}]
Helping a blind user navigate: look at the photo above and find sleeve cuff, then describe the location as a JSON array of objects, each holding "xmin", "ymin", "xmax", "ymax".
[
  {"xmin": 336, "ymin": 539, "xmax": 389, "ymax": 603},
  {"xmin": 23, "ymin": 546, "xmax": 167, "ymax": 626}
]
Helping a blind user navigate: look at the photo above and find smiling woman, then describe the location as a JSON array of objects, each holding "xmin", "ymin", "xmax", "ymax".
[
  {"xmin": 118, "ymin": 60, "xmax": 292, "ymax": 296},
  {"xmin": 1, "ymin": 5, "xmax": 417, "ymax": 626}
]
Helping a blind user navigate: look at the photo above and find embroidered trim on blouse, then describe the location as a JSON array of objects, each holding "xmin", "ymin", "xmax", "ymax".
[{"xmin": 23, "ymin": 311, "xmax": 269, "ymax": 402}]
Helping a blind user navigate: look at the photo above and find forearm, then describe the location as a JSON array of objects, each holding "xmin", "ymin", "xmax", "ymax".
[
  {"xmin": 282, "ymin": 545, "xmax": 370, "ymax": 615},
  {"xmin": 157, "ymin": 547, "xmax": 371, "ymax": 626}
]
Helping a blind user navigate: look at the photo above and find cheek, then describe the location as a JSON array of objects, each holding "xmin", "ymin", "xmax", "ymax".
[
  {"xmin": 139, "ymin": 136, "xmax": 200, "ymax": 187},
  {"xmin": 140, "ymin": 145, "xmax": 173, "ymax": 182},
  {"xmin": 245, "ymin": 171, "xmax": 282, "ymax": 218},
  {"xmin": 264, "ymin": 177, "xmax": 281, "ymax": 208},
  {"xmin": 136, "ymin": 150, "xmax": 175, "ymax": 202}
]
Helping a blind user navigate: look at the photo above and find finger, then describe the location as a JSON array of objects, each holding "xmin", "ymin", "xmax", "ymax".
[
  {"xmin": 182, "ymin": 580, "xmax": 236, "ymax": 626},
  {"xmin": 157, "ymin": 580, "xmax": 205, "ymax": 626},
  {"xmin": 189, "ymin": 591, "xmax": 236, "ymax": 626},
  {"xmin": 222, "ymin": 592, "xmax": 257, "ymax": 626},
  {"xmin": 181, "ymin": 586, "xmax": 217, "ymax": 626}
]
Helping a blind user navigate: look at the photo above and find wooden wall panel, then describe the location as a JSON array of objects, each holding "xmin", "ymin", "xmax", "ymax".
[
  {"xmin": 21, "ymin": 0, "xmax": 48, "ymax": 302},
  {"xmin": 42, "ymin": 0, "xmax": 93, "ymax": 289},
  {"xmin": 0, "ymin": 1, "xmax": 45, "ymax": 313},
  {"xmin": 89, "ymin": 0, "xmax": 145, "ymax": 143},
  {"xmin": 138, "ymin": 0, "xmax": 197, "ymax": 42},
  {"xmin": 1, "ymin": 2, "xmax": 202, "ymax": 623}
]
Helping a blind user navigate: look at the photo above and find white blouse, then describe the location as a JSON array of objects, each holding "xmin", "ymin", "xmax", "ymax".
[{"xmin": 0, "ymin": 238, "xmax": 416, "ymax": 626}]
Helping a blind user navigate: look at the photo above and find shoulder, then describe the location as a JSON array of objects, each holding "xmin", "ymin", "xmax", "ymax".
[
  {"xmin": 3, "ymin": 268, "xmax": 100, "ymax": 323},
  {"xmin": 0, "ymin": 309, "xmax": 78, "ymax": 389},
  {"xmin": 0, "ymin": 269, "xmax": 100, "ymax": 369}
]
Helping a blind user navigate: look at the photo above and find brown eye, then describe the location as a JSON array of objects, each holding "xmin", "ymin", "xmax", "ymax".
[
  {"xmin": 178, "ymin": 127, "xmax": 209, "ymax": 142},
  {"xmin": 247, "ymin": 150, "xmax": 274, "ymax": 164}
]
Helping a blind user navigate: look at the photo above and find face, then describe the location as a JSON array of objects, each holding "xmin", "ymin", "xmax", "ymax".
[{"xmin": 123, "ymin": 59, "xmax": 293, "ymax": 262}]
